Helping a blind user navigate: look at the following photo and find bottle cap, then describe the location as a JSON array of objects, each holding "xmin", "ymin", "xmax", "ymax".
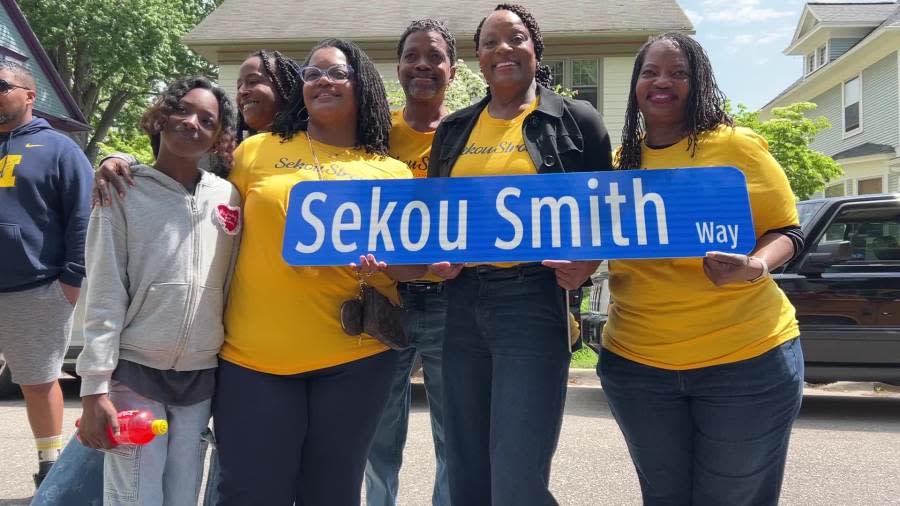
[{"xmin": 151, "ymin": 419, "xmax": 169, "ymax": 436}]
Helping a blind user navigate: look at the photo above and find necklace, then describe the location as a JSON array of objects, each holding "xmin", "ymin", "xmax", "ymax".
[{"xmin": 304, "ymin": 131, "xmax": 325, "ymax": 181}]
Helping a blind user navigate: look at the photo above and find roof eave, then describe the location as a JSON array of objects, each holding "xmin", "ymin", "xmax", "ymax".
[
  {"xmin": 1, "ymin": 0, "xmax": 89, "ymax": 127},
  {"xmin": 763, "ymin": 28, "xmax": 900, "ymax": 113},
  {"xmin": 784, "ymin": 22, "xmax": 881, "ymax": 55}
]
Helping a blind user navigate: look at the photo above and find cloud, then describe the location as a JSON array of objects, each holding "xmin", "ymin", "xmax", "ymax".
[
  {"xmin": 685, "ymin": 9, "xmax": 705, "ymax": 25},
  {"xmin": 732, "ymin": 30, "xmax": 790, "ymax": 46},
  {"xmin": 697, "ymin": 0, "xmax": 794, "ymax": 24}
]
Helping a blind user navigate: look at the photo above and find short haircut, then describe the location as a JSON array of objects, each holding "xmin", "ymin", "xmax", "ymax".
[
  {"xmin": 396, "ymin": 19, "xmax": 457, "ymax": 64},
  {"xmin": 0, "ymin": 60, "xmax": 36, "ymax": 90}
]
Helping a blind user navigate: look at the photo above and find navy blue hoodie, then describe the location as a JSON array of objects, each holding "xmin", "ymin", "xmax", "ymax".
[{"xmin": 0, "ymin": 118, "xmax": 92, "ymax": 292}]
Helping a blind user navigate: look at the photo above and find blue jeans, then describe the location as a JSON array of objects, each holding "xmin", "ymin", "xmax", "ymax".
[
  {"xmin": 104, "ymin": 380, "xmax": 211, "ymax": 505},
  {"xmin": 365, "ymin": 283, "xmax": 449, "ymax": 506},
  {"xmin": 598, "ymin": 338, "xmax": 804, "ymax": 506},
  {"xmin": 33, "ymin": 430, "xmax": 220, "ymax": 506},
  {"xmin": 31, "ymin": 436, "xmax": 103, "ymax": 506},
  {"xmin": 442, "ymin": 264, "xmax": 571, "ymax": 506}
]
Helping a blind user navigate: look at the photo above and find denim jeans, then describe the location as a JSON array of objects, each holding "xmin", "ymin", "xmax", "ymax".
[
  {"xmin": 213, "ymin": 352, "xmax": 397, "ymax": 506},
  {"xmin": 365, "ymin": 283, "xmax": 449, "ymax": 506},
  {"xmin": 442, "ymin": 264, "xmax": 571, "ymax": 506},
  {"xmin": 598, "ymin": 338, "xmax": 804, "ymax": 506},
  {"xmin": 104, "ymin": 379, "xmax": 211, "ymax": 506},
  {"xmin": 32, "ymin": 428, "xmax": 218, "ymax": 506},
  {"xmin": 31, "ymin": 436, "xmax": 103, "ymax": 506}
]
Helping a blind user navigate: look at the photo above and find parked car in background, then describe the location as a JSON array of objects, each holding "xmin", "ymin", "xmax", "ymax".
[{"xmin": 582, "ymin": 193, "xmax": 900, "ymax": 385}]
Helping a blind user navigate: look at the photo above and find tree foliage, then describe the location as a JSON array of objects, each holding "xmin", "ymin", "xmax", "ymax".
[
  {"xmin": 731, "ymin": 102, "xmax": 843, "ymax": 200},
  {"xmin": 19, "ymin": 0, "xmax": 222, "ymax": 162}
]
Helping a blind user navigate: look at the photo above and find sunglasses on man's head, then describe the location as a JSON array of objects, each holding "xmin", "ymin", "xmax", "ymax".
[
  {"xmin": 299, "ymin": 64, "xmax": 355, "ymax": 84},
  {"xmin": 0, "ymin": 79, "xmax": 31, "ymax": 95}
]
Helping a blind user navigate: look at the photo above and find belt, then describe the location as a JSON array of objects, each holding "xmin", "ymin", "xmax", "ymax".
[
  {"xmin": 398, "ymin": 281, "xmax": 444, "ymax": 295},
  {"xmin": 461, "ymin": 262, "xmax": 549, "ymax": 281}
]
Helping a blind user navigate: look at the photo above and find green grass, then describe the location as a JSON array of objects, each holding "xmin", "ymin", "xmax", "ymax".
[{"xmin": 570, "ymin": 346, "xmax": 598, "ymax": 369}]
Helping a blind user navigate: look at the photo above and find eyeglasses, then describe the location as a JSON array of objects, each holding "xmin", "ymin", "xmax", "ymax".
[
  {"xmin": 0, "ymin": 79, "xmax": 31, "ymax": 95},
  {"xmin": 299, "ymin": 64, "xmax": 355, "ymax": 84}
]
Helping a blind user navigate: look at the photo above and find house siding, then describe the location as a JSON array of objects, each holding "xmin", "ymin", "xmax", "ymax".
[
  {"xmin": 829, "ymin": 38, "xmax": 861, "ymax": 61},
  {"xmin": 889, "ymin": 173, "xmax": 898, "ymax": 192},
  {"xmin": 808, "ymin": 52, "xmax": 899, "ymax": 157},
  {"xmin": 602, "ymin": 56, "xmax": 634, "ymax": 149},
  {"xmin": 0, "ymin": 8, "xmax": 70, "ymax": 121}
]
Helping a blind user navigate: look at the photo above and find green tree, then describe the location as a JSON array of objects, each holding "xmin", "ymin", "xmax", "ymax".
[
  {"xmin": 19, "ymin": 0, "xmax": 222, "ymax": 162},
  {"xmin": 732, "ymin": 102, "xmax": 843, "ymax": 200}
]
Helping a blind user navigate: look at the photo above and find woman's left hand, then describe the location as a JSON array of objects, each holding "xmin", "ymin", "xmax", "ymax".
[
  {"xmin": 541, "ymin": 260, "xmax": 601, "ymax": 290},
  {"xmin": 351, "ymin": 254, "xmax": 388, "ymax": 275},
  {"xmin": 703, "ymin": 251, "xmax": 765, "ymax": 286}
]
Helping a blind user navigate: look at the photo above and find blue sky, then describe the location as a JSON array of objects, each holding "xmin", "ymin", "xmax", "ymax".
[{"xmin": 677, "ymin": 0, "xmax": 876, "ymax": 110}]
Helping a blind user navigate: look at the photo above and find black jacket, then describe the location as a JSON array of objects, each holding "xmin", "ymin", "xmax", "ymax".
[{"xmin": 428, "ymin": 85, "xmax": 614, "ymax": 178}]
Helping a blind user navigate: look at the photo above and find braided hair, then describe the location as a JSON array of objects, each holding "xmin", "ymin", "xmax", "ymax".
[
  {"xmin": 272, "ymin": 38, "xmax": 392, "ymax": 156},
  {"xmin": 237, "ymin": 50, "xmax": 301, "ymax": 143},
  {"xmin": 474, "ymin": 3, "xmax": 553, "ymax": 90},
  {"xmin": 397, "ymin": 19, "xmax": 457, "ymax": 63},
  {"xmin": 618, "ymin": 32, "xmax": 732, "ymax": 170},
  {"xmin": 140, "ymin": 76, "xmax": 237, "ymax": 177}
]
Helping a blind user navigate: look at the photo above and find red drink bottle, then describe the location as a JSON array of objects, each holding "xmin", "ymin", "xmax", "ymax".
[{"xmin": 76, "ymin": 409, "xmax": 168, "ymax": 445}]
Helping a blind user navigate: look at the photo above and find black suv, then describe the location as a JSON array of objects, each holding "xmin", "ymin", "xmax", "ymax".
[{"xmin": 582, "ymin": 193, "xmax": 900, "ymax": 385}]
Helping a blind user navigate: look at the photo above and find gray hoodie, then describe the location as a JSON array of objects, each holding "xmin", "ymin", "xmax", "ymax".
[{"xmin": 77, "ymin": 165, "xmax": 241, "ymax": 397}]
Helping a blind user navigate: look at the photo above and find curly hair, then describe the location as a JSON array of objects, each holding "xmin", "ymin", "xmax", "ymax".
[
  {"xmin": 618, "ymin": 32, "xmax": 732, "ymax": 170},
  {"xmin": 474, "ymin": 3, "xmax": 553, "ymax": 89},
  {"xmin": 237, "ymin": 50, "xmax": 301, "ymax": 143},
  {"xmin": 396, "ymin": 19, "xmax": 457, "ymax": 64},
  {"xmin": 272, "ymin": 38, "xmax": 391, "ymax": 156},
  {"xmin": 139, "ymin": 76, "xmax": 236, "ymax": 177}
]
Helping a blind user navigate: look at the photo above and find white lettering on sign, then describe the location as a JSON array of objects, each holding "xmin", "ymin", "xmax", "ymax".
[
  {"xmin": 439, "ymin": 200, "xmax": 468, "ymax": 251},
  {"xmin": 290, "ymin": 177, "xmax": 674, "ymax": 256},
  {"xmin": 368, "ymin": 187, "xmax": 396, "ymax": 252},
  {"xmin": 400, "ymin": 201, "xmax": 430, "ymax": 251},
  {"xmin": 495, "ymin": 187, "xmax": 523, "ymax": 250},
  {"xmin": 695, "ymin": 222, "xmax": 740, "ymax": 249},
  {"xmin": 530, "ymin": 196, "xmax": 581, "ymax": 248},
  {"xmin": 295, "ymin": 192, "xmax": 327, "ymax": 253},
  {"xmin": 332, "ymin": 202, "xmax": 361, "ymax": 252},
  {"xmin": 633, "ymin": 178, "xmax": 669, "ymax": 245}
]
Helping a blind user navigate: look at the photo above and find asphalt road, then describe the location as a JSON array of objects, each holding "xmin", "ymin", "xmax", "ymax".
[{"xmin": 1, "ymin": 373, "xmax": 898, "ymax": 505}]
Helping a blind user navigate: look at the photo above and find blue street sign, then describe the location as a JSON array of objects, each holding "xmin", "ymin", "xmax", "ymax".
[{"xmin": 282, "ymin": 167, "xmax": 755, "ymax": 266}]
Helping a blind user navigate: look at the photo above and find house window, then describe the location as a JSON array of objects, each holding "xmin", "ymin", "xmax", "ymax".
[
  {"xmin": 843, "ymin": 75, "xmax": 861, "ymax": 134},
  {"xmin": 825, "ymin": 182, "xmax": 846, "ymax": 197},
  {"xmin": 805, "ymin": 54, "xmax": 815, "ymax": 74},
  {"xmin": 816, "ymin": 45, "xmax": 827, "ymax": 68},
  {"xmin": 857, "ymin": 177, "xmax": 882, "ymax": 195},
  {"xmin": 543, "ymin": 59, "xmax": 600, "ymax": 109},
  {"xmin": 547, "ymin": 61, "xmax": 564, "ymax": 89},
  {"xmin": 571, "ymin": 60, "xmax": 598, "ymax": 108}
]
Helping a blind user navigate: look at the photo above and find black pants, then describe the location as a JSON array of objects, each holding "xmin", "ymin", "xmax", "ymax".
[{"xmin": 213, "ymin": 351, "xmax": 397, "ymax": 506}]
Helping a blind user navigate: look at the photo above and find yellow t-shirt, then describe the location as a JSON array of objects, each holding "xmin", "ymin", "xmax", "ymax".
[
  {"xmin": 451, "ymin": 100, "xmax": 538, "ymax": 267},
  {"xmin": 450, "ymin": 100, "xmax": 538, "ymax": 177},
  {"xmin": 223, "ymin": 132, "xmax": 413, "ymax": 374},
  {"xmin": 390, "ymin": 109, "xmax": 434, "ymax": 179},
  {"xmin": 602, "ymin": 126, "xmax": 800, "ymax": 370}
]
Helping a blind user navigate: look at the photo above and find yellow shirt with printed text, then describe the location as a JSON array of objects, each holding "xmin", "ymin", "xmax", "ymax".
[
  {"xmin": 602, "ymin": 126, "xmax": 800, "ymax": 370},
  {"xmin": 450, "ymin": 100, "xmax": 538, "ymax": 177},
  {"xmin": 451, "ymin": 100, "xmax": 538, "ymax": 267},
  {"xmin": 223, "ymin": 132, "xmax": 413, "ymax": 375}
]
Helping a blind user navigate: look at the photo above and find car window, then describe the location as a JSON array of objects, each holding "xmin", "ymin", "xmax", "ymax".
[
  {"xmin": 803, "ymin": 204, "xmax": 900, "ymax": 273},
  {"xmin": 797, "ymin": 201, "xmax": 825, "ymax": 231}
]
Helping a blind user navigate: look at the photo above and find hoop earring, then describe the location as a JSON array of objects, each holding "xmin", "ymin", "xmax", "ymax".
[{"xmin": 297, "ymin": 106, "xmax": 309, "ymax": 123}]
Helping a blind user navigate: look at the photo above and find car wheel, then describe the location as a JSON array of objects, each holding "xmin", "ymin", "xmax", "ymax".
[{"xmin": 0, "ymin": 352, "xmax": 20, "ymax": 398}]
